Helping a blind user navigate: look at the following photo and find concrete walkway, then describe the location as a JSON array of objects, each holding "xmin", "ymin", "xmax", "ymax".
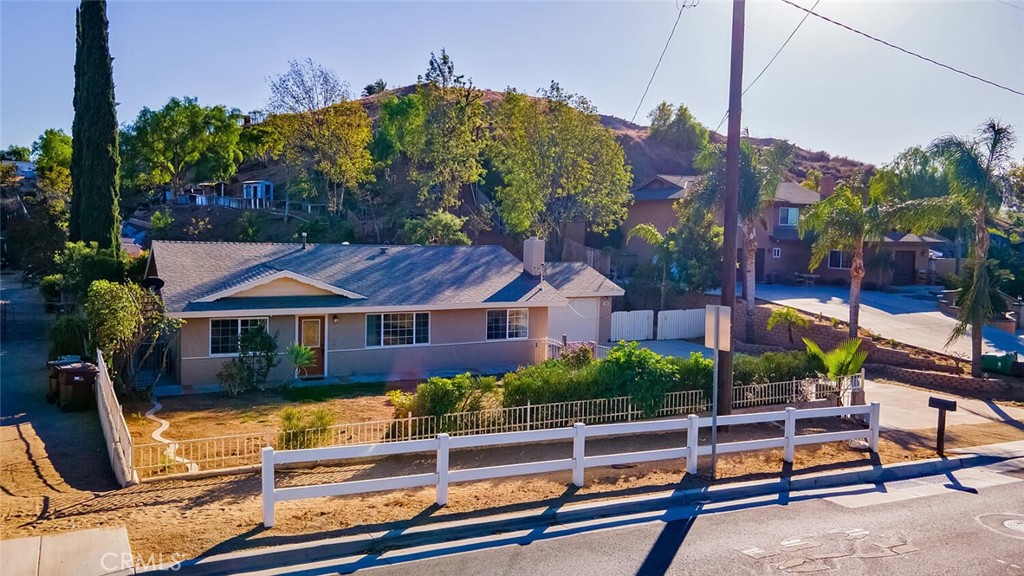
[
  {"xmin": 753, "ymin": 283, "xmax": 1024, "ymax": 357},
  {"xmin": 866, "ymin": 379, "xmax": 1024, "ymax": 431},
  {"xmin": 0, "ymin": 527, "xmax": 133, "ymax": 576}
]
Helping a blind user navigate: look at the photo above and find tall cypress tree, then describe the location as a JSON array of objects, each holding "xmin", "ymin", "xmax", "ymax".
[{"xmin": 70, "ymin": 0, "xmax": 120, "ymax": 249}]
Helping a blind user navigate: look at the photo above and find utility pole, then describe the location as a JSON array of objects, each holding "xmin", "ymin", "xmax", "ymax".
[{"xmin": 717, "ymin": 0, "xmax": 746, "ymax": 417}]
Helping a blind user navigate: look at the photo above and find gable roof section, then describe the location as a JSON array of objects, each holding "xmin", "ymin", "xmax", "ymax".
[
  {"xmin": 150, "ymin": 241, "xmax": 625, "ymax": 316},
  {"xmin": 194, "ymin": 270, "xmax": 366, "ymax": 302},
  {"xmin": 883, "ymin": 232, "xmax": 949, "ymax": 244},
  {"xmin": 775, "ymin": 182, "xmax": 820, "ymax": 205},
  {"xmin": 631, "ymin": 174, "xmax": 699, "ymax": 201}
]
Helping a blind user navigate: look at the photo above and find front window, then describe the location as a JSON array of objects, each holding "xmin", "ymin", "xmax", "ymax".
[
  {"xmin": 779, "ymin": 207, "xmax": 799, "ymax": 227},
  {"xmin": 828, "ymin": 250, "xmax": 853, "ymax": 270},
  {"xmin": 210, "ymin": 318, "xmax": 268, "ymax": 355},
  {"xmin": 487, "ymin": 309, "xmax": 529, "ymax": 340},
  {"xmin": 366, "ymin": 312, "xmax": 429, "ymax": 347}
]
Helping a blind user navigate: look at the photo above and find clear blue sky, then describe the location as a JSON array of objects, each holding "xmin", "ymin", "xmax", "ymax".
[{"xmin": 2, "ymin": 0, "xmax": 1022, "ymax": 166}]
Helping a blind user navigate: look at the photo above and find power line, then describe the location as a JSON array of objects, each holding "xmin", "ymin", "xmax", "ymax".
[
  {"xmin": 995, "ymin": 0, "xmax": 1024, "ymax": 12},
  {"xmin": 630, "ymin": 1, "xmax": 699, "ymax": 124},
  {"xmin": 712, "ymin": 0, "xmax": 820, "ymax": 135},
  {"xmin": 780, "ymin": 0, "xmax": 1024, "ymax": 98}
]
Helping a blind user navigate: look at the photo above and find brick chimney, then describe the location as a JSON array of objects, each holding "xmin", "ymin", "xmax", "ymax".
[
  {"xmin": 820, "ymin": 173, "xmax": 836, "ymax": 198},
  {"xmin": 523, "ymin": 236, "xmax": 545, "ymax": 276}
]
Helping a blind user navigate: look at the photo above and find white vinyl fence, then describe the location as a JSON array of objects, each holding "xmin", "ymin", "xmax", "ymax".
[
  {"xmin": 610, "ymin": 310, "xmax": 654, "ymax": 341},
  {"xmin": 656, "ymin": 309, "xmax": 706, "ymax": 340},
  {"xmin": 261, "ymin": 402, "xmax": 881, "ymax": 527},
  {"xmin": 95, "ymin": 351, "xmax": 137, "ymax": 486}
]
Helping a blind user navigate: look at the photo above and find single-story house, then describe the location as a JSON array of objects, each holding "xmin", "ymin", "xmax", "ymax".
[{"xmin": 147, "ymin": 237, "xmax": 622, "ymax": 392}]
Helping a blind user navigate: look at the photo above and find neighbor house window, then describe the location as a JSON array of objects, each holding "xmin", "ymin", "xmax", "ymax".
[
  {"xmin": 828, "ymin": 250, "xmax": 853, "ymax": 270},
  {"xmin": 487, "ymin": 309, "xmax": 529, "ymax": 340},
  {"xmin": 209, "ymin": 318, "xmax": 268, "ymax": 355},
  {"xmin": 365, "ymin": 313, "xmax": 429, "ymax": 347},
  {"xmin": 772, "ymin": 247, "xmax": 782, "ymax": 259},
  {"xmin": 778, "ymin": 207, "xmax": 799, "ymax": 227}
]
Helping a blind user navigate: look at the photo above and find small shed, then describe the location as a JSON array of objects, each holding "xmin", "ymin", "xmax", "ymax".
[{"xmin": 241, "ymin": 180, "xmax": 274, "ymax": 209}]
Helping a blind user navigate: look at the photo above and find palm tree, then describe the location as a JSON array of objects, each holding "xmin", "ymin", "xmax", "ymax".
[
  {"xmin": 930, "ymin": 120, "xmax": 1017, "ymax": 376},
  {"xmin": 799, "ymin": 171, "xmax": 893, "ymax": 337},
  {"xmin": 628, "ymin": 224, "xmax": 673, "ymax": 312},
  {"xmin": 693, "ymin": 140, "xmax": 795, "ymax": 342}
]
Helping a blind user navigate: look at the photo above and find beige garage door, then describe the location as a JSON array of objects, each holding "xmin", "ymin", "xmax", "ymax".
[{"xmin": 548, "ymin": 297, "xmax": 600, "ymax": 343}]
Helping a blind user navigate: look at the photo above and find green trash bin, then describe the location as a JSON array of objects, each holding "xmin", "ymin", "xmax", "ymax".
[{"xmin": 981, "ymin": 353, "xmax": 1017, "ymax": 375}]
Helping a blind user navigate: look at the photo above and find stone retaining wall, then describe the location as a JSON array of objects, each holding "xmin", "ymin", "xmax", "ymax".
[{"xmin": 866, "ymin": 364, "xmax": 1010, "ymax": 395}]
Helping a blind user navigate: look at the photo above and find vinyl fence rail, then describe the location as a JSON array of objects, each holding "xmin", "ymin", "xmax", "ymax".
[
  {"xmin": 656, "ymin": 309, "xmax": 706, "ymax": 340},
  {"xmin": 261, "ymin": 402, "xmax": 880, "ymax": 527},
  {"xmin": 95, "ymin": 351, "xmax": 137, "ymax": 486}
]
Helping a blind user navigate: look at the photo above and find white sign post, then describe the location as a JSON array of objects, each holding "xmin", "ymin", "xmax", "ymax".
[{"xmin": 705, "ymin": 305, "xmax": 731, "ymax": 479}]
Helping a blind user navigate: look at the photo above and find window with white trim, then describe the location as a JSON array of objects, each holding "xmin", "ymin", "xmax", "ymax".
[
  {"xmin": 772, "ymin": 247, "xmax": 782, "ymax": 259},
  {"xmin": 365, "ymin": 312, "xmax": 429, "ymax": 347},
  {"xmin": 487, "ymin": 309, "xmax": 529, "ymax": 340},
  {"xmin": 210, "ymin": 318, "xmax": 268, "ymax": 355},
  {"xmin": 778, "ymin": 207, "xmax": 799, "ymax": 227},
  {"xmin": 828, "ymin": 250, "xmax": 853, "ymax": 270}
]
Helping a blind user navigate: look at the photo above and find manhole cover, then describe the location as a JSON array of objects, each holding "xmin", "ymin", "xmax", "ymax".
[
  {"xmin": 1005, "ymin": 520, "xmax": 1024, "ymax": 534},
  {"xmin": 976, "ymin": 514, "xmax": 1024, "ymax": 539}
]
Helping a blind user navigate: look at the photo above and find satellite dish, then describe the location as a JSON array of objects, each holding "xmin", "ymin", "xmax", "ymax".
[{"xmin": 141, "ymin": 277, "xmax": 165, "ymax": 291}]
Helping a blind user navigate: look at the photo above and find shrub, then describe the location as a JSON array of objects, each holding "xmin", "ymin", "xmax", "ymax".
[
  {"xmin": 216, "ymin": 329, "xmax": 280, "ymax": 396},
  {"xmin": 803, "ymin": 338, "xmax": 868, "ymax": 379},
  {"xmin": 669, "ymin": 352, "xmax": 714, "ymax": 396},
  {"xmin": 594, "ymin": 342, "xmax": 677, "ymax": 417},
  {"xmin": 40, "ymin": 274, "xmax": 63, "ymax": 302},
  {"xmin": 278, "ymin": 407, "xmax": 336, "ymax": 450},
  {"xmin": 388, "ymin": 373, "xmax": 497, "ymax": 420},
  {"xmin": 940, "ymin": 273, "xmax": 962, "ymax": 291},
  {"xmin": 502, "ymin": 360, "xmax": 602, "ymax": 407},
  {"xmin": 48, "ymin": 312, "xmax": 91, "ymax": 360},
  {"xmin": 561, "ymin": 342, "xmax": 595, "ymax": 369},
  {"xmin": 733, "ymin": 351, "xmax": 822, "ymax": 386},
  {"xmin": 285, "ymin": 343, "xmax": 316, "ymax": 378}
]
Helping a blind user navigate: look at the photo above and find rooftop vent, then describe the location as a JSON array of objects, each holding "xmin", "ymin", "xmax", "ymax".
[
  {"xmin": 380, "ymin": 246, "xmax": 388, "ymax": 255},
  {"xmin": 301, "ymin": 232, "xmax": 308, "ymax": 250}
]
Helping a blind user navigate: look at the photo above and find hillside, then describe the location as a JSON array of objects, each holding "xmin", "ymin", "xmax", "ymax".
[{"xmin": 227, "ymin": 85, "xmax": 871, "ymax": 194}]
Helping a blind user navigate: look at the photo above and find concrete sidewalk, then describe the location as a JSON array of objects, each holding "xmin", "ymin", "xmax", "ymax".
[
  {"xmin": 0, "ymin": 527, "xmax": 133, "ymax": 576},
  {"xmin": 866, "ymin": 379, "xmax": 1024, "ymax": 431}
]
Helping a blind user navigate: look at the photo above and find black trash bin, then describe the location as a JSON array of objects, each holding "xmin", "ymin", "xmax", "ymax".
[
  {"xmin": 55, "ymin": 362, "xmax": 98, "ymax": 412},
  {"xmin": 46, "ymin": 356, "xmax": 81, "ymax": 404}
]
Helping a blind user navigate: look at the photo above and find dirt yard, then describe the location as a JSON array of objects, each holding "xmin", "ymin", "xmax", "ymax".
[
  {"xmin": 122, "ymin": 383, "xmax": 399, "ymax": 445},
  {"xmin": 4, "ymin": 416, "xmax": 1022, "ymax": 563}
]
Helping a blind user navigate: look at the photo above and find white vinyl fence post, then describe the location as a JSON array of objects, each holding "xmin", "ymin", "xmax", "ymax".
[
  {"xmin": 407, "ymin": 412, "xmax": 413, "ymax": 439},
  {"xmin": 868, "ymin": 402, "xmax": 881, "ymax": 452},
  {"xmin": 783, "ymin": 407, "xmax": 796, "ymax": 463},
  {"xmin": 436, "ymin": 434, "xmax": 450, "ymax": 506},
  {"xmin": 572, "ymin": 422, "xmax": 586, "ymax": 487},
  {"xmin": 261, "ymin": 446, "xmax": 275, "ymax": 528},
  {"xmin": 686, "ymin": 414, "xmax": 699, "ymax": 475},
  {"xmin": 526, "ymin": 401, "xmax": 531, "ymax": 431}
]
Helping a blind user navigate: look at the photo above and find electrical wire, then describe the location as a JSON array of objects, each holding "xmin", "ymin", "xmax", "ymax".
[
  {"xmin": 995, "ymin": 0, "xmax": 1024, "ymax": 12},
  {"xmin": 779, "ymin": 0, "xmax": 1024, "ymax": 98},
  {"xmin": 630, "ymin": 1, "xmax": 699, "ymax": 124},
  {"xmin": 713, "ymin": 0, "xmax": 821, "ymax": 135}
]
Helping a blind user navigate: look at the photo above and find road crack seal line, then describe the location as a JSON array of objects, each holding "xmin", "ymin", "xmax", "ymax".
[{"xmin": 145, "ymin": 399, "xmax": 198, "ymax": 473}]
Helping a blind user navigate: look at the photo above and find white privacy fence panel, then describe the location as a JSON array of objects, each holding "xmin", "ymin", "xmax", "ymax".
[
  {"xmin": 656, "ymin": 309, "xmax": 706, "ymax": 340},
  {"xmin": 610, "ymin": 310, "xmax": 654, "ymax": 341},
  {"xmin": 95, "ymin": 351, "xmax": 137, "ymax": 486},
  {"xmin": 261, "ymin": 403, "xmax": 881, "ymax": 527}
]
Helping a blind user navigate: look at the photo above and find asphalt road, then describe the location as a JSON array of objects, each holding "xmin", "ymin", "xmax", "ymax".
[{"xmin": 346, "ymin": 471, "xmax": 1024, "ymax": 576}]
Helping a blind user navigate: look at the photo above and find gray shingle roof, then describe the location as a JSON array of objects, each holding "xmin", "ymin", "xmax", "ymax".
[
  {"xmin": 150, "ymin": 241, "xmax": 621, "ymax": 314},
  {"xmin": 775, "ymin": 182, "xmax": 820, "ymax": 205},
  {"xmin": 631, "ymin": 175, "xmax": 700, "ymax": 201},
  {"xmin": 883, "ymin": 232, "xmax": 949, "ymax": 244},
  {"xmin": 544, "ymin": 262, "xmax": 625, "ymax": 296}
]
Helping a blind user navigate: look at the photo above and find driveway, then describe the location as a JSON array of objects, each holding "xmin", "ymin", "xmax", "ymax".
[
  {"xmin": 636, "ymin": 339, "xmax": 711, "ymax": 359},
  {"xmin": 865, "ymin": 379, "xmax": 1024, "ymax": 431},
  {"xmin": 753, "ymin": 283, "xmax": 1024, "ymax": 357}
]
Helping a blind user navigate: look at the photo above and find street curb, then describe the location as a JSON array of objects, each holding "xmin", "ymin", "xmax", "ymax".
[{"xmin": 149, "ymin": 452, "xmax": 1003, "ymax": 575}]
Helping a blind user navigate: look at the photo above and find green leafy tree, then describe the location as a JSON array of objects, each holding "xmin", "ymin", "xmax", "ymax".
[
  {"xmin": 800, "ymin": 169, "xmax": 822, "ymax": 192},
  {"xmin": 409, "ymin": 49, "xmax": 487, "ymax": 211},
  {"xmin": 694, "ymin": 140, "xmax": 795, "ymax": 342},
  {"xmin": 216, "ymin": 328, "xmax": 280, "ymax": 396},
  {"xmin": 490, "ymin": 84, "xmax": 632, "ymax": 259},
  {"xmin": 766, "ymin": 307, "xmax": 809, "ymax": 345},
  {"xmin": 31, "ymin": 129, "xmax": 73, "ymax": 230},
  {"xmin": 403, "ymin": 210, "xmax": 471, "ymax": 245},
  {"xmin": 647, "ymin": 101, "xmax": 709, "ymax": 152},
  {"xmin": 238, "ymin": 122, "xmax": 284, "ymax": 166},
  {"xmin": 1, "ymin": 145, "xmax": 31, "ymax": 161},
  {"xmin": 267, "ymin": 59, "xmax": 374, "ymax": 215},
  {"xmin": 69, "ymin": 0, "xmax": 120, "ymax": 249},
  {"xmin": 149, "ymin": 208, "xmax": 174, "ymax": 239},
  {"xmin": 121, "ymin": 96, "xmax": 243, "ymax": 193},
  {"xmin": 799, "ymin": 171, "xmax": 894, "ymax": 337},
  {"xmin": 238, "ymin": 211, "xmax": 261, "ymax": 242},
  {"xmin": 361, "ymin": 79, "xmax": 388, "ymax": 97}
]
